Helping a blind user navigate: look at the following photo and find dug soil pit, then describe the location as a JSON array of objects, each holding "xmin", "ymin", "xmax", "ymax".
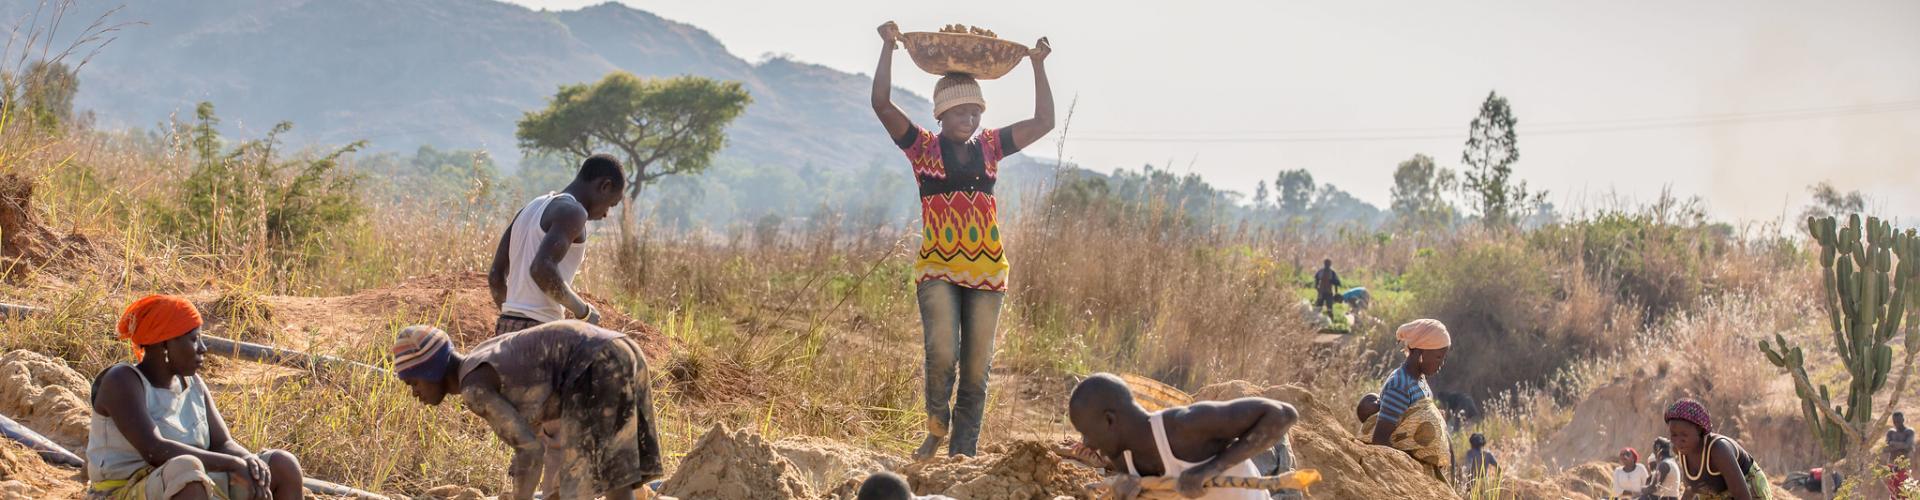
[
  {"xmin": 0, "ymin": 173, "xmax": 101, "ymax": 282},
  {"xmin": 1193, "ymin": 381, "xmax": 1456, "ymax": 500},
  {"xmin": 660, "ymin": 424, "xmax": 815, "ymax": 500},
  {"xmin": 0, "ymin": 438, "xmax": 82, "ymax": 499},
  {"xmin": 772, "ymin": 435, "xmax": 905, "ymax": 495},
  {"xmin": 0, "ymin": 350, "xmax": 92, "ymax": 453},
  {"xmin": 896, "ymin": 440, "xmax": 1103, "ymax": 500}
]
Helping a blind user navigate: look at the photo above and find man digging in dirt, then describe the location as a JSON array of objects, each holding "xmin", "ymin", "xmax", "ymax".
[
  {"xmin": 490, "ymin": 153, "xmax": 626, "ymax": 335},
  {"xmin": 872, "ymin": 20, "xmax": 1056, "ymax": 458},
  {"xmin": 1067, "ymin": 373, "xmax": 1299, "ymax": 499},
  {"xmin": 87, "ymin": 295, "xmax": 306, "ymax": 500},
  {"xmin": 391, "ymin": 322, "xmax": 663, "ymax": 500},
  {"xmin": 1364, "ymin": 319, "xmax": 1453, "ymax": 484}
]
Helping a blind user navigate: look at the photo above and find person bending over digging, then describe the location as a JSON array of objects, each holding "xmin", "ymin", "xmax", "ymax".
[
  {"xmin": 87, "ymin": 295, "xmax": 305, "ymax": 500},
  {"xmin": 872, "ymin": 20, "xmax": 1055, "ymax": 458},
  {"xmin": 391, "ymin": 321, "xmax": 662, "ymax": 500},
  {"xmin": 1665, "ymin": 398, "xmax": 1770, "ymax": 500},
  {"xmin": 1068, "ymin": 373, "xmax": 1299, "ymax": 499},
  {"xmin": 1364, "ymin": 319, "xmax": 1453, "ymax": 484},
  {"xmin": 488, "ymin": 153, "xmax": 627, "ymax": 335}
]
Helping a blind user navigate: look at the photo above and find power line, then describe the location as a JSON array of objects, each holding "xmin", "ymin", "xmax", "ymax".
[{"xmin": 1066, "ymin": 99, "xmax": 1920, "ymax": 144}]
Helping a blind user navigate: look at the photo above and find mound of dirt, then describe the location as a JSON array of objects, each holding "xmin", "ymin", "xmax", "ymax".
[
  {"xmin": 0, "ymin": 438, "xmax": 81, "ymax": 499},
  {"xmin": 1192, "ymin": 381, "xmax": 1456, "ymax": 500},
  {"xmin": 772, "ymin": 435, "xmax": 905, "ymax": 495},
  {"xmin": 1556, "ymin": 462, "xmax": 1614, "ymax": 499},
  {"xmin": 660, "ymin": 424, "xmax": 815, "ymax": 500},
  {"xmin": 0, "ymin": 173, "xmax": 99, "ymax": 282},
  {"xmin": 1542, "ymin": 366, "xmax": 1822, "ymax": 474},
  {"xmin": 0, "ymin": 350, "xmax": 91, "ymax": 453},
  {"xmin": 896, "ymin": 440, "xmax": 1102, "ymax": 500}
]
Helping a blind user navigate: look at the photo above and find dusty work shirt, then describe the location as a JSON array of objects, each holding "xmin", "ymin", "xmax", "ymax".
[
  {"xmin": 461, "ymin": 321, "xmax": 663, "ymax": 493},
  {"xmin": 462, "ymin": 322, "xmax": 629, "ymax": 427}
]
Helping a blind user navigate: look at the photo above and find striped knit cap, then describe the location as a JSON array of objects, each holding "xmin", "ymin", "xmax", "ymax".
[
  {"xmin": 1663, "ymin": 398, "xmax": 1712, "ymax": 433},
  {"xmin": 933, "ymin": 75, "xmax": 986, "ymax": 119},
  {"xmin": 392, "ymin": 325, "xmax": 453, "ymax": 381}
]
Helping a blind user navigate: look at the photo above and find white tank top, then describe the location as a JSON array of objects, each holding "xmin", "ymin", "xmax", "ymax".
[
  {"xmin": 1653, "ymin": 458, "xmax": 1682, "ymax": 497},
  {"xmin": 86, "ymin": 364, "xmax": 212, "ymax": 481},
  {"xmin": 501, "ymin": 192, "xmax": 588, "ymax": 323},
  {"xmin": 1123, "ymin": 411, "xmax": 1267, "ymax": 500}
]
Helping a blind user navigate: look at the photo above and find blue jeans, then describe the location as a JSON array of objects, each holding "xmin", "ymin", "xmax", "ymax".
[{"xmin": 917, "ymin": 279, "xmax": 1003, "ymax": 456}]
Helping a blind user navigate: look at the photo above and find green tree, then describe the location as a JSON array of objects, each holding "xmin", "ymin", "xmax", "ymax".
[
  {"xmin": 1461, "ymin": 91, "xmax": 1541, "ymax": 228},
  {"xmin": 1274, "ymin": 169, "xmax": 1315, "ymax": 215},
  {"xmin": 160, "ymin": 102, "xmax": 365, "ymax": 269},
  {"xmin": 1803, "ymin": 182, "xmax": 1866, "ymax": 221},
  {"xmin": 515, "ymin": 72, "xmax": 751, "ymax": 284},
  {"xmin": 1389, "ymin": 153, "xmax": 1455, "ymax": 228},
  {"xmin": 516, "ymin": 72, "xmax": 751, "ymax": 198},
  {"xmin": 1251, "ymin": 180, "xmax": 1270, "ymax": 208},
  {"xmin": 2, "ymin": 60, "xmax": 80, "ymax": 132}
]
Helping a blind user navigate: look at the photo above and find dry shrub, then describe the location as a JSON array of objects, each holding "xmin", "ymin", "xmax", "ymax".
[
  {"xmin": 1389, "ymin": 236, "xmax": 1636, "ymax": 400},
  {"xmin": 1008, "ymin": 183, "xmax": 1322, "ymax": 390}
]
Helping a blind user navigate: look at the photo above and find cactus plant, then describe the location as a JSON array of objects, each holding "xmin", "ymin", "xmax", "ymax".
[{"xmin": 1761, "ymin": 215, "xmax": 1920, "ymax": 479}]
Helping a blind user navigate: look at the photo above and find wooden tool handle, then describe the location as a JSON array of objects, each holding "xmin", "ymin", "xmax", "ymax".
[{"xmin": 1088, "ymin": 469, "xmax": 1322, "ymax": 494}]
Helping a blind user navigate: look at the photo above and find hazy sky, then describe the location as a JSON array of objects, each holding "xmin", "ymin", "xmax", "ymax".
[{"xmin": 507, "ymin": 0, "xmax": 1920, "ymax": 225}]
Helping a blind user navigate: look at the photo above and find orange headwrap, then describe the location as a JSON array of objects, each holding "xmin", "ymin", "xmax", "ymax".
[{"xmin": 117, "ymin": 295, "xmax": 203, "ymax": 361}]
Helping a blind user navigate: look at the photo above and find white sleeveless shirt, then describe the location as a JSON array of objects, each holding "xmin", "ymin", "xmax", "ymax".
[
  {"xmin": 87, "ymin": 364, "xmax": 212, "ymax": 481},
  {"xmin": 501, "ymin": 192, "xmax": 588, "ymax": 323},
  {"xmin": 1123, "ymin": 411, "xmax": 1267, "ymax": 500}
]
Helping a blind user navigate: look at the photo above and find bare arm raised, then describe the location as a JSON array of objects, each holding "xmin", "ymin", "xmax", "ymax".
[
  {"xmin": 1005, "ymin": 37, "xmax": 1055, "ymax": 151},
  {"xmin": 871, "ymin": 21, "xmax": 913, "ymax": 143}
]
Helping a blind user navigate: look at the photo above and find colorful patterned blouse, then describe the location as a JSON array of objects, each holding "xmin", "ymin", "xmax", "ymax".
[{"xmin": 895, "ymin": 124, "xmax": 1021, "ymax": 291}]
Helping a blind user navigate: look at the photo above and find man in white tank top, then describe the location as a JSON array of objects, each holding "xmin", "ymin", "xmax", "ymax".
[
  {"xmin": 1068, "ymin": 373, "xmax": 1300, "ymax": 500},
  {"xmin": 489, "ymin": 153, "xmax": 627, "ymax": 335}
]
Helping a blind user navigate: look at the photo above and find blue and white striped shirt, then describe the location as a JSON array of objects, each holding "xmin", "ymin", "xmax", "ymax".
[{"xmin": 1376, "ymin": 366, "xmax": 1431, "ymax": 424}]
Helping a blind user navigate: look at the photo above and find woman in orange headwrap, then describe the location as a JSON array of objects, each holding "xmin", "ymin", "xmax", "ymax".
[{"xmin": 86, "ymin": 295, "xmax": 305, "ymax": 500}]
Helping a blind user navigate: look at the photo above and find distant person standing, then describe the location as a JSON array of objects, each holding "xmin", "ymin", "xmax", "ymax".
[
  {"xmin": 1313, "ymin": 259, "xmax": 1342, "ymax": 317},
  {"xmin": 872, "ymin": 21, "xmax": 1055, "ymax": 458},
  {"xmin": 1460, "ymin": 433, "xmax": 1498, "ymax": 490},
  {"xmin": 489, "ymin": 154, "xmax": 627, "ymax": 335},
  {"xmin": 1889, "ymin": 412, "xmax": 1914, "ymax": 496}
]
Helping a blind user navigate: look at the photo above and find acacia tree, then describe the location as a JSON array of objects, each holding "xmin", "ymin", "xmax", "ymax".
[
  {"xmin": 516, "ymin": 72, "xmax": 750, "ymax": 281},
  {"xmin": 1460, "ymin": 91, "xmax": 1541, "ymax": 229}
]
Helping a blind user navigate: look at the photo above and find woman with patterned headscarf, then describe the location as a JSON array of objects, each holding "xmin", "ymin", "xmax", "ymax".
[
  {"xmin": 871, "ymin": 20, "xmax": 1055, "ymax": 458},
  {"xmin": 1665, "ymin": 398, "xmax": 1770, "ymax": 500},
  {"xmin": 87, "ymin": 295, "xmax": 305, "ymax": 500},
  {"xmin": 1365, "ymin": 319, "xmax": 1454, "ymax": 483}
]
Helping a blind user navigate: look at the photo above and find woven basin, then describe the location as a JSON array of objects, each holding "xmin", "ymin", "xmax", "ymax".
[{"xmin": 900, "ymin": 31, "xmax": 1029, "ymax": 80}]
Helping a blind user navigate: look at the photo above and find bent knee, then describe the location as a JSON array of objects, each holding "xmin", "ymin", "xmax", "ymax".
[
  {"xmin": 260, "ymin": 449, "xmax": 304, "ymax": 476},
  {"xmin": 160, "ymin": 454, "xmax": 209, "ymax": 473}
]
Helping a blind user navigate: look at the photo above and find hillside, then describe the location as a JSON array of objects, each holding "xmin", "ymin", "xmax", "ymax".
[{"xmin": 5, "ymin": 0, "xmax": 931, "ymax": 168}]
